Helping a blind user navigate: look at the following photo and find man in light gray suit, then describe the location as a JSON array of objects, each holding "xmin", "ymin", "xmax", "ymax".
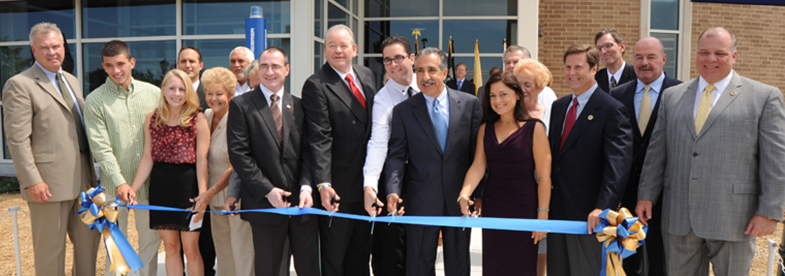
[{"xmin": 636, "ymin": 27, "xmax": 785, "ymax": 275}]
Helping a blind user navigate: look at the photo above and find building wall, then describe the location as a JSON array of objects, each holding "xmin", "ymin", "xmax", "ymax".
[
  {"xmin": 690, "ymin": 2, "xmax": 785, "ymax": 92},
  {"xmin": 538, "ymin": 0, "xmax": 640, "ymax": 97}
]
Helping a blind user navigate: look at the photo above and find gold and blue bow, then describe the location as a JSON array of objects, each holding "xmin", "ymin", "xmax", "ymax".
[
  {"xmin": 79, "ymin": 185, "xmax": 143, "ymax": 275},
  {"xmin": 593, "ymin": 208, "xmax": 647, "ymax": 276}
]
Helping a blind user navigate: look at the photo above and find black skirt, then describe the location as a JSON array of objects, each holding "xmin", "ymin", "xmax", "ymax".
[{"xmin": 148, "ymin": 162, "xmax": 199, "ymax": 232}]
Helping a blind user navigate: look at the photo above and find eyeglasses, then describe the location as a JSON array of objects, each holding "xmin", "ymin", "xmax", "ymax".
[
  {"xmin": 597, "ymin": 43, "xmax": 616, "ymax": 51},
  {"xmin": 383, "ymin": 55, "xmax": 407, "ymax": 65},
  {"xmin": 259, "ymin": 64, "xmax": 284, "ymax": 72}
]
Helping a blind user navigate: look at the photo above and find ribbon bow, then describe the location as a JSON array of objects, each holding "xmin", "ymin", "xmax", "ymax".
[
  {"xmin": 79, "ymin": 185, "xmax": 143, "ymax": 275},
  {"xmin": 593, "ymin": 208, "xmax": 647, "ymax": 276}
]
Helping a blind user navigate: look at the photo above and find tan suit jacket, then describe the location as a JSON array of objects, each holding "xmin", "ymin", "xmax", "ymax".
[
  {"xmin": 205, "ymin": 108, "xmax": 230, "ymax": 208},
  {"xmin": 2, "ymin": 65, "xmax": 97, "ymax": 202}
]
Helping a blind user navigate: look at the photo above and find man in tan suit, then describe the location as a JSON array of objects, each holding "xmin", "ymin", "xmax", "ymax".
[{"xmin": 2, "ymin": 22, "xmax": 100, "ymax": 276}]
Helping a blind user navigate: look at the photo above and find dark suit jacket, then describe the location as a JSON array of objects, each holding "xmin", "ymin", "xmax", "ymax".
[
  {"xmin": 548, "ymin": 87, "xmax": 633, "ymax": 221},
  {"xmin": 227, "ymin": 87, "xmax": 313, "ymax": 225},
  {"xmin": 596, "ymin": 63, "xmax": 636, "ymax": 93},
  {"xmin": 301, "ymin": 63, "xmax": 376, "ymax": 205},
  {"xmin": 384, "ymin": 88, "xmax": 482, "ymax": 217},
  {"xmin": 609, "ymin": 75, "xmax": 682, "ymax": 209},
  {"xmin": 446, "ymin": 78, "xmax": 476, "ymax": 96},
  {"xmin": 196, "ymin": 82, "xmax": 209, "ymax": 110}
]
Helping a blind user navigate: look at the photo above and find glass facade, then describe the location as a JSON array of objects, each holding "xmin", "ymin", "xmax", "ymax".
[
  {"xmin": 649, "ymin": 0, "xmax": 681, "ymax": 77},
  {"xmin": 82, "ymin": 0, "xmax": 176, "ymax": 38},
  {"xmin": 183, "ymin": 0, "xmax": 291, "ymax": 35},
  {"xmin": 83, "ymin": 41, "xmax": 177, "ymax": 92},
  {"xmin": 0, "ymin": 1, "xmax": 75, "ymax": 41}
]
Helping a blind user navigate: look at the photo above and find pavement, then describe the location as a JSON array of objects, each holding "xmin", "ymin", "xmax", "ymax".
[{"xmin": 157, "ymin": 227, "xmax": 484, "ymax": 275}]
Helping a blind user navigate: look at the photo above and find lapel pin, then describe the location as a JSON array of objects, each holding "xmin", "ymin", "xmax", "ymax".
[
  {"xmin": 286, "ymin": 104, "xmax": 291, "ymax": 109},
  {"xmin": 588, "ymin": 115, "xmax": 594, "ymax": 121},
  {"xmin": 730, "ymin": 91, "xmax": 738, "ymax": 96}
]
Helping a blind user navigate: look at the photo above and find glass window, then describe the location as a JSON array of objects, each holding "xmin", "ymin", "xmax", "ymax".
[
  {"xmin": 82, "ymin": 0, "xmax": 176, "ymax": 38},
  {"xmin": 443, "ymin": 0, "xmax": 516, "ymax": 16},
  {"xmin": 0, "ymin": 1, "xmax": 76, "ymax": 41},
  {"xmin": 451, "ymin": 56, "xmax": 504, "ymax": 91},
  {"xmin": 83, "ymin": 41, "xmax": 176, "ymax": 93},
  {"xmin": 651, "ymin": 33, "xmax": 678, "ymax": 77},
  {"xmin": 328, "ymin": 3, "xmax": 349, "ymax": 28},
  {"xmin": 315, "ymin": 41, "xmax": 324, "ymax": 72},
  {"xmin": 651, "ymin": 0, "xmax": 679, "ymax": 30},
  {"xmin": 365, "ymin": 0, "xmax": 437, "ymax": 17},
  {"xmin": 333, "ymin": 0, "xmax": 349, "ymax": 10},
  {"xmin": 1, "ymin": 45, "xmax": 34, "ymax": 159},
  {"xmin": 363, "ymin": 56, "xmax": 385, "ymax": 89},
  {"xmin": 183, "ymin": 0, "xmax": 291, "ymax": 35},
  {"xmin": 364, "ymin": 20, "xmax": 438, "ymax": 54},
  {"xmin": 183, "ymin": 38, "xmax": 291, "ymax": 92},
  {"xmin": 314, "ymin": 0, "xmax": 323, "ymax": 38},
  {"xmin": 443, "ymin": 20, "xmax": 515, "ymax": 53}
]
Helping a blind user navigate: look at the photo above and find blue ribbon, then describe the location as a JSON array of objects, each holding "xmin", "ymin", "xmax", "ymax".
[{"xmin": 125, "ymin": 204, "xmax": 589, "ymax": 235}]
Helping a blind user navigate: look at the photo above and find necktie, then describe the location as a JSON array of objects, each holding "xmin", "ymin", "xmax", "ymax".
[
  {"xmin": 457, "ymin": 80, "xmax": 463, "ymax": 91},
  {"xmin": 57, "ymin": 73, "xmax": 88, "ymax": 152},
  {"xmin": 270, "ymin": 94, "xmax": 283, "ymax": 140},
  {"xmin": 406, "ymin": 87, "xmax": 413, "ymax": 97},
  {"xmin": 695, "ymin": 84, "xmax": 715, "ymax": 135},
  {"xmin": 431, "ymin": 100, "xmax": 448, "ymax": 152},
  {"xmin": 560, "ymin": 97, "xmax": 578, "ymax": 150},
  {"xmin": 638, "ymin": 85, "xmax": 652, "ymax": 134},
  {"xmin": 610, "ymin": 76, "xmax": 618, "ymax": 89},
  {"xmin": 344, "ymin": 74, "xmax": 367, "ymax": 109}
]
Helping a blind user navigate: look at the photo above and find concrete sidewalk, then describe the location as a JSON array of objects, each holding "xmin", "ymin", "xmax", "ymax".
[{"xmin": 158, "ymin": 228, "xmax": 484, "ymax": 275}]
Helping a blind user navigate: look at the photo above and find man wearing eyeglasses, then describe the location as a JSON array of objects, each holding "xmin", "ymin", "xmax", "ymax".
[
  {"xmin": 362, "ymin": 35, "xmax": 419, "ymax": 276},
  {"xmin": 594, "ymin": 29, "xmax": 636, "ymax": 92}
]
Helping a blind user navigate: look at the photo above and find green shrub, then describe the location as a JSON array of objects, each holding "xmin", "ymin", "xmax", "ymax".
[{"xmin": 0, "ymin": 177, "xmax": 20, "ymax": 193}]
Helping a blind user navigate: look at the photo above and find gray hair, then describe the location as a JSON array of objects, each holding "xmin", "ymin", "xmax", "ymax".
[
  {"xmin": 29, "ymin": 22, "xmax": 63, "ymax": 45},
  {"xmin": 230, "ymin": 46, "xmax": 255, "ymax": 61},
  {"xmin": 244, "ymin": 60, "xmax": 260, "ymax": 83},
  {"xmin": 418, "ymin": 47, "xmax": 448, "ymax": 71},
  {"xmin": 697, "ymin": 27, "xmax": 737, "ymax": 53},
  {"xmin": 326, "ymin": 24, "xmax": 356, "ymax": 46},
  {"xmin": 504, "ymin": 45, "xmax": 531, "ymax": 59}
]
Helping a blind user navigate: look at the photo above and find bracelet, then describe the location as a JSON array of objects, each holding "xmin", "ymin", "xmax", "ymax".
[
  {"xmin": 317, "ymin": 183, "xmax": 331, "ymax": 192},
  {"xmin": 537, "ymin": 208, "xmax": 549, "ymax": 212},
  {"xmin": 456, "ymin": 194, "xmax": 471, "ymax": 203}
]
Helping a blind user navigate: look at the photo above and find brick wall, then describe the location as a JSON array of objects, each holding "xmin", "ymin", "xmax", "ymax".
[
  {"xmin": 538, "ymin": 0, "xmax": 640, "ymax": 98},
  {"xmin": 690, "ymin": 3, "xmax": 785, "ymax": 92}
]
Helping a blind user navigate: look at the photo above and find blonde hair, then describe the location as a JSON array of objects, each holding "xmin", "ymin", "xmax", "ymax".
[
  {"xmin": 513, "ymin": 58, "xmax": 553, "ymax": 91},
  {"xmin": 201, "ymin": 67, "xmax": 237, "ymax": 96},
  {"xmin": 155, "ymin": 69, "xmax": 200, "ymax": 128}
]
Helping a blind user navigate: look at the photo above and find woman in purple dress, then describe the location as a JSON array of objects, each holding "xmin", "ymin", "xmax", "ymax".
[{"xmin": 458, "ymin": 71, "xmax": 552, "ymax": 275}]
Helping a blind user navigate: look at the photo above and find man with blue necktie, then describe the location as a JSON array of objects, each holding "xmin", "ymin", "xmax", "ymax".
[{"xmin": 446, "ymin": 62, "xmax": 476, "ymax": 95}]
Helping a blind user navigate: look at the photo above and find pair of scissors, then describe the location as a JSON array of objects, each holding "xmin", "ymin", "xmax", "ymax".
[{"xmin": 328, "ymin": 197, "xmax": 340, "ymax": 228}]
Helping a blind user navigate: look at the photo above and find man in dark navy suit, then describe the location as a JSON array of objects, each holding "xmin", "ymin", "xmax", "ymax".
[
  {"xmin": 595, "ymin": 29, "xmax": 636, "ymax": 92},
  {"xmin": 547, "ymin": 43, "xmax": 633, "ymax": 276},
  {"xmin": 609, "ymin": 36, "xmax": 681, "ymax": 276}
]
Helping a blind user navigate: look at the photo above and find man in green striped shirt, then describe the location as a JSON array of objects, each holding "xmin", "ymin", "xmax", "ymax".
[{"xmin": 84, "ymin": 40, "xmax": 162, "ymax": 276}]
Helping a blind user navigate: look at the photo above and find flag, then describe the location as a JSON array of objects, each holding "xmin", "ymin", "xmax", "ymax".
[
  {"xmin": 412, "ymin": 29, "xmax": 421, "ymax": 54},
  {"xmin": 448, "ymin": 36, "xmax": 455, "ymax": 81},
  {"xmin": 473, "ymin": 39, "xmax": 482, "ymax": 96}
]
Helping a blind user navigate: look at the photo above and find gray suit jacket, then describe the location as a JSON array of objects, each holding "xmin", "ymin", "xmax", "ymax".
[{"xmin": 638, "ymin": 72, "xmax": 785, "ymax": 241}]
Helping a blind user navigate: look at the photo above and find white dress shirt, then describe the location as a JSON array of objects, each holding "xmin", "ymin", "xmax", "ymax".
[
  {"xmin": 607, "ymin": 60, "xmax": 627, "ymax": 86},
  {"xmin": 538, "ymin": 86, "xmax": 558, "ymax": 132},
  {"xmin": 694, "ymin": 71, "xmax": 734, "ymax": 118},
  {"xmin": 235, "ymin": 81, "xmax": 251, "ymax": 96},
  {"xmin": 362, "ymin": 76, "xmax": 419, "ymax": 193}
]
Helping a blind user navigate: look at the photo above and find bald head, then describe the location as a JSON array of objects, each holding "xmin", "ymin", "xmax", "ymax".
[{"xmin": 633, "ymin": 37, "xmax": 667, "ymax": 85}]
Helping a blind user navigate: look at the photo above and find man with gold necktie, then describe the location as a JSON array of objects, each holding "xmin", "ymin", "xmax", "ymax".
[
  {"xmin": 609, "ymin": 36, "xmax": 681, "ymax": 276},
  {"xmin": 636, "ymin": 27, "xmax": 785, "ymax": 275}
]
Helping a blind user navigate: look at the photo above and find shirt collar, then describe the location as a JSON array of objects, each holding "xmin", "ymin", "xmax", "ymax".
[
  {"xmin": 423, "ymin": 86, "xmax": 448, "ymax": 106},
  {"xmin": 192, "ymin": 79, "xmax": 201, "ymax": 91},
  {"xmin": 330, "ymin": 64, "xmax": 354, "ymax": 81},
  {"xmin": 572, "ymin": 82, "xmax": 598, "ymax": 105},
  {"xmin": 260, "ymin": 84, "xmax": 284, "ymax": 101},
  {"xmin": 698, "ymin": 70, "xmax": 734, "ymax": 94},
  {"xmin": 608, "ymin": 60, "xmax": 626, "ymax": 81},
  {"xmin": 35, "ymin": 61, "xmax": 60, "ymax": 82},
  {"xmin": 387, "ymin": 75, "xmax": 419, "ymax": 96},
  {"xmin": 636, "ymin": 73, "xmax": 666, "ymax": 94},
  {"xmin": 103, "ymin": 76, "xmax": 136, "ymax": 93}
]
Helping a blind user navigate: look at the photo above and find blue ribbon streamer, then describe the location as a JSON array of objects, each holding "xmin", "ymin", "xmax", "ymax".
[{"xmin": 125, "ymin": 204, "xmax": 590, "ymax": 235}]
